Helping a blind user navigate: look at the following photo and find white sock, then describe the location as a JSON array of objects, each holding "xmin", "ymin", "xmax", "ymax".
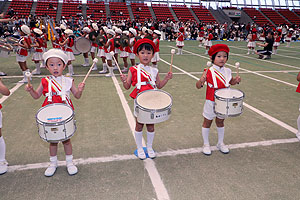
[
  {"xmin": 248, "ymin": 49, "xmax": 250, "ymax": 54},
  {"xmin": 297, "ymin": 115, "xmax": 300, "ymax": 134},
  {"xmin": 146, "ymin": 131, "xmax": 155, "ymax": 149},
  {"xmin": 85, "ymin": 58, "xmax": 89, "ymax": 64},
  {"xmin": 103, "ymin": 63, "xmax": 107, "ymax": 71},
  {"xmin": 50, "ymin": 155, "xmax": 57, "ymax": 164},
  {"xmin": 66, "ymin": 154, "xmax": 73, "ymax": 164},
  {"xmin": 68, "ymin": 64, "xmax": 73, "ymax": 74},
  {"xmin": 205, "ymin": 50, "xmax": 208, "ymax": 54},
  {"xmin": 135, "ymin": 131, "xmax": 143, "ymax": 149},
  {"xmin": 217, "ymin": 127, "xmax": 225, "ymax": 144},
  {"xmin": 202, "ymin": 127, "xmax": 210, "ymax": 145},
  {"xmin": 35, "ymin": 62, "xmax": 40, "ymax": 72},
  {"xmin": 0, "ymin": 136, "xmax": 6, "ymax": 162}
]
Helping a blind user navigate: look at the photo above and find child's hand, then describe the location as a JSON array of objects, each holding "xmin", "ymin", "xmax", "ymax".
[
  {"xmin": 235, "ymin": 76, "xmax": 241, "ymax": 84},
  {"xmin": 165, "ymin": 72, "xmax": 173, "ymax": 80},
  {"xmin": 78, "ymin": 82, "xmax": 85, "ymax": 92},
  {"xmin": 120, "ymin": 74, "xmax": 127, "ymax": 83},
  {"xmin": 25, "ymin": 84, "xmax": 33, "ymax": 92}
]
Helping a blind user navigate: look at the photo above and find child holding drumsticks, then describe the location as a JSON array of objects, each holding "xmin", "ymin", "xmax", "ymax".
[
  {"xmin": 120, "ymin": 39, "xmax": 172, "ymax": 159},
  {"xmin": 196, "ymin": 44, "xmax": 241, "ymax": 155},
  {"xmin": 25, "ymin": 49, "xmax": 85, "ymax": 176}
]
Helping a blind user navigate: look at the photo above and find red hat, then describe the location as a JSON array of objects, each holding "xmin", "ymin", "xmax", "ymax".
[
  {"xmin": 179, "ymin": 27, "xmax": 184, "ymax": 32},
  {"xmin": 133, "ymin": 38, "xmax": 157, "ymax": 54},
  {"xmin": 134, "ymin": 26, "xmax": 138, "ymax": 29},
  {"xmin": 150, "ymin": 26, "xmax": 155, "ymax": 31},
  {"xmin": 200, "ymin": 27, "xmax": 204, "ymax": 30},
  {"xmin": 208, "ymin": 44, "xmax": 230, "ymax": 56},
  {"xmin": 277, "ymin": 29, "xmax": 282, "ymax": 33},
  {"xmin": 252, "ymin": 28, "xmax": 257, "ymax": 32}
]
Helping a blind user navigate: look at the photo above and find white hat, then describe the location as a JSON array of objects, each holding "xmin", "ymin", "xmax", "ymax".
[
  {"xmin": 148, "ymin": 29, "xmax": 153, "ymax": 35},
  {"xmin": 102, "ymin": 26, "xmax": 108, "ymax": 33},
  {"xmin": 106, "ymin": 29, "xmax": 115, "ymax": 36},
  {"xmin": 55, "ymin": 27, "xmax": 60, "ymax": 30},
  {"xmin": 33, "ymin": 28, "xmax": 43, "ymax": 35},
  {"xmin": 92, "ymin": 23, "xmax": 99, "ymax": 31},
  {"xmin": 43, "ymin": 49, "xmax": 68, "ymax": 65},
  {"xmin": 60, "ymin": 24, "xmax": 66, "ymax": 30},
  {"xmin": 115, "ymin": 28, "xmax": 122, "ymax": 34},
  {"xmin": 142, "ymin": 27, "xmax": 147, "ymax": 34},
  {"xmin": 154, "ymin": 30, "xmax": 161, "ymax": 35},
  {"xmin": 112, "ymin": 26, "xmax": 117, "ymax": 31},
  {"xmin": 82, "ymin": 27, "xmax": 91, "ymax": 33},
  {"xmin": 20, "ymin": 25, "xmax": 30, "ymax": 35},
  {"xmin": 123, "ymin": 30, "xmax": 129, "ymax": 36},
  {"xmin": 41, "ymin": 25, "xmax": 46, "ymax": 29},
  {"xmin": 129, "ymin": 28, "xmax": 137, "ymax": 36},
  {"xmin": 64, "ymin": 29, "xmax": 73, "ymax": 35},
  {"xmin": 289, "ymin": 28, "xmax": 294, "ymax": 31}
]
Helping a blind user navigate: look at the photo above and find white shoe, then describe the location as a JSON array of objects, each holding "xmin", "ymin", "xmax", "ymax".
[
  {"xmin": 176, "ymin": 52, "xmax": 180, "ymax": 55},
  {"xmin": 32, "ymin": 70, "xmax": 41, "ymax": 75},
  {"xmin": 137, "ymin": 148, "xmax": 146, "ymax": 160},
  {"xmin": 217, "ymin": 143, "xmax": 230, "ymax": 154},
  {"xmin": 98, "ymin": 70, "xmax": 108, "ymax": 74},
  {"xmin": 147, "ymin": 147, "xmax": 156, "ymax": 159},
  {"xmin": 0, "ymin": 160, "xmax": 8, "ymax": 175},
  {"xmin": 202, "ymin": 144, "xmax": 211, "ymax": 156},
  {"xmin": 262, "ymin": 55, "xmax": 268, "ymax": 60},
  {"xmin": 44, "ymin": 163, "xmax": 57, "ymax": 177},
  {"xmin": 81, "ymin": 63, "xmax": 89, "ymax": 67},
  {"xmin": 247, "ymin": 52, "xmax": 250, "ymax": 55},
  {"xmin": 105, "ymin": 73, "xmax": 112, "ymax": 77},
  {"xmin": 91, "ymin": 66, "xmax": 98, "ymax": 71},
  {"xmin": 67, "ymin": 162, "xmax": 78, "ymax": 175},
  {"xmin": 18, "ymin": 78, "xmax": 28, "ymax": 83}
]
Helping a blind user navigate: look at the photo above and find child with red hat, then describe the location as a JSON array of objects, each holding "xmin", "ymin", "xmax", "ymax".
[
  {"xmin": 204, "ymin": 29, "xmax": 213, "ymax": 55},
  {"xmin": 176, "ymin": 27, "xmax": 185, "ymax": 55},
  {"xmin": 196, "ymin": 44, "xmax": 241, "ymax": 155},
  {"xmin": 120, "ymin": 39, "xmax": 172, "ymax": 159}
]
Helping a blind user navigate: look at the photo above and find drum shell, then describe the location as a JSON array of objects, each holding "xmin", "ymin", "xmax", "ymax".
[
  {"xmin": 134, "ymin": 90, "xmax": 172, "ymax": 124},
  {"xmin": 75, "ymin": 37, "xmax": 91, "ymax": 53},
  {"xmin": 36, "ymin": 104, "xmax": 76, "ymax": 142},
  {"xmin": 214, "ymin": 88, "xmax": 245, "ymax": 118}
]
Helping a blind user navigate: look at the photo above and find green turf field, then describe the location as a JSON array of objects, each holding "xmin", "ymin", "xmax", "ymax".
[{"xmin": 1, "ymin": 40, "xmax": 300, "ymax": 200}]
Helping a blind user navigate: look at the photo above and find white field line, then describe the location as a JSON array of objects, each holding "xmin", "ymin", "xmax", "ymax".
[
  {"xmin": 8, "ymin": 137, "xmax": 299, "ymax": 172},
  {"xmin": 169, "ymin": 46, "xmax": 298, "ymax": 88},
  {"xmin": 160, "ymin": 56, "xmax": 298, "ymax": 134},
  {"xmin": 0, "ymin": 82, "xmax": 24, "ymax": 104},
  {"xmin": 111, "ymin": 75, "xmax": 170, "ymax": 200},
  {"xmin": 228, "ymin": 45, "xmax": 300, "ymax": 60},
  {"xmin": 235, "ymin": 45, "xmax": 299, "ymax": 53}
]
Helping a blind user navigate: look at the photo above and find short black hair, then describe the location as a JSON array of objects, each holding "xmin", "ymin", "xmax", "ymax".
[
  {"xmin": 211, "ymin": 52, "xmax": 229, "ymax": 63},
  {"xmin": 136, "ymin": 43, "xmax": 154, "ymax": 54}
]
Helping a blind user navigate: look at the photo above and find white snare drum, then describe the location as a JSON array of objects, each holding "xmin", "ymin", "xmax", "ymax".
[
  {"xmin": 75, "ymin": 37, "xmax": 91, "ymax": 53},
  {"xmin": 134, "ymin": 90, "xmax": 172, "ymax": 124},
  {"xmin": 36, "ymin": 104, "xmax": 76, "ymax": 142},
  {"xmin": 214, "ymin": 88, "xmax": 245, "ymax": 118}
]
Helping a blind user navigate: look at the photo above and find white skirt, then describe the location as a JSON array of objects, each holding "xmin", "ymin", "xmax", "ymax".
[
  {"xmin": 273, "ymin": 42, "xmax": 280, "ymax": 47},
  {"xmin": 114, "ymin": 48, "xmax": 120, "ymax": 54},
  {"xmin": 32, "ymin": 52, "xmax": 43, "ymax": 61},
  {"xmin": 151, "ymin": 52, "xmax": 160, "ymax": 62},
  {"xmin": 247, "ymin": 41, "xmax": 256, "ymax": 48},
  {"xmin": 65, "ymin": 51, "xmax": 75, "ymax": 61},
  {"xmin": 205, "ymin": 40, "xmax": 212, "ymax": 47},
  {"xmin": 120, "ymin": 51, "xmax": 128, "ymax": 58},
  {"xmin": 105, "ymin": 52, "xmax": 113, "ymax": 61},
  {"xmin": 16, "ymin": 54, "xmax": 28, "ymax": 62},
  {"xmin": 197, "ymin": 37, "xmax": 203, "ymax": 41},
  {"xmin": 90, "ymin": 46, "xmax": 97, "ymax": 53},
  {"xmin": 129, "ymin": 53, "xmax": 135, "ymax": 60},
  {"xmin": 97, "ymin": 49, "xmax": 105, "ymax": 58},
  {"xmin": 176, "ymin": 40, "xmax": 184, "ymax": 47}
]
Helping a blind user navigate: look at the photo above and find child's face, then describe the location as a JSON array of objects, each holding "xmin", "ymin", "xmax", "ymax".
[
  {"xmin": 137, "ymin": 48, "xmax": 154, "ymax": 65},
  {"xmin": 213, "ymin": 51, "xmax": 228, "ymax": 67},
  {"xmin": 46, "ymin": 57, "xmax": 66, "ymax": 77}
]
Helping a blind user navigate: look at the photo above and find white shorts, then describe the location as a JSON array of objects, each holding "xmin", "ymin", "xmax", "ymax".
[
  {"xmin": 202, "ymin": 100, "xmax": 225, "ymax": 120},
  {"xmin": 65, "ymin": 51, "xmax": 75, "ymax": 61},
  {"xmin": 114, "ymin": 48, "xmax": 120, "ymax": 54},
  {"xmin": 90, "ymin": 46, "xmax": 97, "ymax": 53},
  {"xmin": 205, "ymin": 40, "xmax": 212, "ymax": 47},
  {"xmin": 151, "ymin": 52, "xmax": 160, "ymax": 62},
  {"xmin": 0, "ymin": 110, "xmax": 2, "ymax": 128},
  {"xmin": 32, "ymin": 52, "xmax": 43, "ymax": 61},
  {"xmin": 273, "ymin": 42, "xmax": 280, "ymax": 47},
  {"xmin": 105, "ymin": 52, "xmax": 112, "ymax": 61},
  {"xmin": 129, "ymin": 53, "xmax": 135, "ymax": 60},
  {"xmin": 120, "ymin": 51, "xmax": 128, "ymax": 58},
  {"xmin": 176, "ymin": 40, "xmax": 184, "ymax": 47},
  {"xmin": 16, "ymin": 54, "xmax": 27, "ymax": 62},
  {"xmin": 247, "ymin": 41, "xmax": 256, "ymax": 48},
  {"xmin": 197, "ymin": 37, "xmax": 203, "ymax": 41},
  {"xmin": 97, "ymin": 49, "xmax": 105, "ymax": 57}
]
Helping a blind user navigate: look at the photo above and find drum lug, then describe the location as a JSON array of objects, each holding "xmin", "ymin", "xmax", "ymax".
[
  {"xmin": 151, "ymin": 111, "xmax": 155, "ymax": 119},
  {"xmin": 135, "ymin": 106, "xmax": 139, "ymax": 114},
  {"xmin": 168, "ymin": 108, "xmax": 171, "ymax": 115}
]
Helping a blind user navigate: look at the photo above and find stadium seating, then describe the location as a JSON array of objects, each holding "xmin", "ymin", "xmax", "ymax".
[
  {"xmin": 61, "ymin": 1, "xmax": 82, "ymax": 18},
  {"xmin": 171, "ymin": 4, "xmax": 195, "ymax": 22},
  {"xmin": 260, "ymin": 8, "xmax": 291, "ymax": 25},
  {"xmin": 242, "ymin": 7, "xmax": 271, "ymax": 26},
  {"xmin": 131, "ymin": 3, "xmax": 152, "ymax": 22},
  {"xmin": 293, "ymin": 9, "xmax": 300, "ymax": 18},
  {"xmin": 151, "ymin": 4, "xmax": 175, "ymax": 21},
  {"xmin": 277, "ymin": 9, "xmax": 300, "ymax": 25},
  {"xmin": 191, "ymin": 5, "xmax": 215, "ymax": 23},
  {"xmin": 35, "ymin": 1, "xmax": 58, "ymax": 18},
  {"xmin": 86, "ymin": 1, "xmax": 106, "ymax": 21},
  {"xmin": 5, "ymin": 0, "xmax": 33, "ymax": 18},
  {"xmin": 109, "ymin": 2, "xmax": 130, "ymax": 21}
]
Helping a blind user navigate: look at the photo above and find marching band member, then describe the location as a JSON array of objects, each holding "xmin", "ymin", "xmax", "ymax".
[
  {"xmin": 120, "ymin": 39, "xmax": 172, "ymax": 159},
  {"xmin": 32, "ymin": 28, "xmax": 44, "ymax": 75},
  {"xmin": 204, "ymin": 29, "xmax": 213, "ymax": 55},
  {"xmin": 114, "ymin": 28, "xmax": 123, "ymax": 66},
  {"xmin": 59, "ymin": 29, "xmax": 75, "ymax": 75},
  {"xmin": 128, "ymin": 28, "xmax": 137, "ymax": 68},
  {"xmin": 247, "ymin": 30, "xmax": 256, "ymax": 55},
  {"xmin": 273, "ymin": 30, "xmax": 281, "ymax": 55},
  {"xmin": 102, "ymin": 29, "xmax": 115, "ymax": 77},
  {"xmin": 89, "ymin": 23, "xmax": 99, "ymax": 71},
  {"xmin": 151, "ymin": 30, "xmax": 161, "ymax": 68},
  {"xmin": 120, "ymin": 30, "xmax": 129, "ymax": 73},
  {"xmin": 25, "ymin": 49, "xmax": 85, "ymax": 176},
  {"xmin": 197, "ymin": 27, "xmax": 205, "ymax": 47},
  {"xmin": 176, "ymin": 27, "xmax": 185, "ymax": 55},
  {"xmin": 98, "ymin": 26, "xmax": 108, "ymax": 74},
  {"xmin": 0, "ymin": 80, "xmax": 10, "ymax": 175},
  {"xmin": 81, "ymin": 27, "xmax": 91, "ymax": 67},
  {"xmin": 16, "ymin": 25, "xmax": 32, "ymax": 83},
  {"xmin": 196, "ymin": 44, "xmax": 241, "ymax": 155},
  {"xmin": 285, "ymin": 28, "xmax": 293, "ymax": 47},
  {"xmin": 51, "ymin": 27, "xmax": 64, "ymax": 50}
]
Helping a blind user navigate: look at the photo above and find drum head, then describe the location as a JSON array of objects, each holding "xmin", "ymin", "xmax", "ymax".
[
  {"xmin": 137, "ymin": 90, "xmax": 172, "ymax": 110},
  {"xmin": 36, "ymin": 104, "xmax": 73, "ymax": 123},
  {"xmin": 75, "ymin": 37, "xmax": 91, "ymax": 53},
  {"xmin": 215, "ymin": 88, "xmax": 244, "ymax": 99}
]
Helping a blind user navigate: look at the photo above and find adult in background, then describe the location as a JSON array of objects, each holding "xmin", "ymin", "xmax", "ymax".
[{"xmin": 255, "ymin": 31, "xmax": 274, "ymax": 60}]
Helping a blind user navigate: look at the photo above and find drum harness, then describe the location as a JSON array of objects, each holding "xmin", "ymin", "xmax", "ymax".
[
  {"xmin": 136, "ymin": 64, "xmax": 156, "ymax": 93},
  {"xmin": 209, "ymin": 66, "xmax": 230, "ymax": 89},
  {"xmin": 46, "ymin": 76, "xmax": 67, "ymax": 103}
]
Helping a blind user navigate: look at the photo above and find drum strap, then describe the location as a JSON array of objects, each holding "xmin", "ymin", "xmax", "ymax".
[
  {"xmin": 46, "ymin": 76, "xmax": 66, "ymax": 102},
  {"xmin": 137, "ymin": 64, "xmax": 156, "ymax": 91},
  {"xmin": 210, "ymin": 66, "xmax": 230, "ymax": 88}
]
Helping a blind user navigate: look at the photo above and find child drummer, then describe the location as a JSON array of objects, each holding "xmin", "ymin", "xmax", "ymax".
[
  {"xmin": 25, "ymin": 49, "xmax": 85, "ymax": 176},
  {"xmin": 196, "ymin": 44, "xmax": 241, "ymax": 155},
  {"xmin": 120, "ymin": 39, "xmax": 172, "ymax": 159}
]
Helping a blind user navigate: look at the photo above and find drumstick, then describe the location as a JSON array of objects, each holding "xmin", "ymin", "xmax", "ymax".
[
  {"xmin": 235, "ymin": 62, "xmax": 240, "ymax": 77},
  {"xmin": 25, "ymin": 71, "xmax": 32, "ymax": 87},
  {"xmin": 83, "ymin": 58, "xmax": 98, "ymax": 83},
  {"xmin": 200, "ymin": 61, "xmax": 211, "ymax": 87},
  {"xmin": 170, "ymin": 49, "xmax": 176, "ymax": 72},
  {"xmin": 110, "ymin": 51, "xmax": 123, "ymax": 75}
]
